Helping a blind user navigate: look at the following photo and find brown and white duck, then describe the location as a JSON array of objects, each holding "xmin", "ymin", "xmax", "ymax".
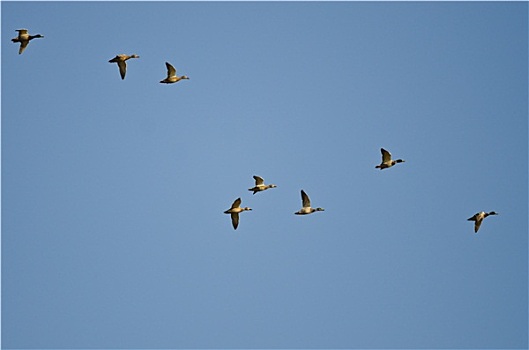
[
  {"xmin": 248, "ymin": 175, "xmax": 277, "ymax": 195},
  {"xmin": 108, "ymin": 54, "xmax": 139, "ymax": 80},
  {"xmin": 159, "ymin": 62, "xmax": 189, "ymax": 84},
  {"xmin": 375, "ymin": 148, "xmax": 405, "ymax": 170},
  {"xmin": 467, "ymin": 211, "xmax": 498, "ymax": 233},
  {"xmin": 295, "ymin": 190, "xmax": 324, "ymax": 215},
  {"xmin": 224, "ymin": 198, "xmax": 252, "ymax": 230},
  {"xmin": 11, "ymin": 29, "xmax": 44, "ymax": 55}
]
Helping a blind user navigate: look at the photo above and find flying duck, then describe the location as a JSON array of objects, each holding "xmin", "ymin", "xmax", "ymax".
[
  {"xmin": 295, "ymin": 190, "xmax": 324, "ymax": 215},
  {"xmin": 224, "ymin": 198, "xmax": 252, "ymax": 230},
  {"xmin": 11, "ymin": 29, "xmax": 44, "ymax": 55},
  {"xmin": 248, "ymin": 175, "xmax": 277, "ymax": 195},
  {"xmin": 108, "ymin": 54, "xmax": 139, "ymax": 80},
  {"xmin": 467, "ymin": 211, "xmax": 498, "ymax": 233},
  {"xmin": 375, "ymin": 148, "xmax": 405, "ymax": 170},
  {"xmin": 159, "ymin": 62, "xmax": 189, "ymax": 84}
]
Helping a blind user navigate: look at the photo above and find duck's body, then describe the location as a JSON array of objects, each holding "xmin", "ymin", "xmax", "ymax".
[
  {"xmin": 224, "ymin": 198, "xmax": 252, "ymax": 230},
  {"xmin": 108, "ymin": 54, "xmax": 139, "ymax": 80},
  {"xmin": 248, "ymin": 175, "xmax": 277, "ymax": 195},
  {"xmin": 160, "ymin": 62, "xmax": 189, "ymax": 84},
  {"xmin": 467, "ymin": 211, "xmax": 498, "ymax": 233},
  {"xmin": 11, "ymin": 29, "xmax": 44, "ymax": 55},
  {"xmin": 295, "ymin": 190, "xmax": 324, "ymax": 215},
  {"xmin": 375, "ymin": 148, "xmax": 405, "ymax": 170}
]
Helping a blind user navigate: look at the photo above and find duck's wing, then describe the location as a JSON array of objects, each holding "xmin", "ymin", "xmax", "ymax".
[
  {"xmin": 165, "ymin": 62, "xmax": 176, "ymax": 78},
  {"xmin": 231, "ymin": 213, "xmax": 240, "ymax": 230},
  {"xmin": 18, "ymin": 41, "xmax": 29, "ymax": 54},
  {"xmin": 231, "ymin": 197, "xmax": 242, "ymax": 209},
  {"xmin": 108, "ymin": 55, "xmax": 122, "ymax": 63},
  {"xmin": 16, "ymin": 29, "xmax": 28, "ymax": 35},
  {"xmin": 117, "ymin": 61, "xmax": 127, "ymax": 80},
  {"xmin": 381, "ymin": 148, "xmax": 392, "ymax": 163},
  {"xmin": 301, "ymin": 190, "xmax": 311, "ymax": 208},
  {"xmin": 467, "ymin": 213, "xmax": 478, "ymax": 221},
  {"xmin": 253, "ymin": 175, "xmax": 264, "ymax": 186},
  {"xmin": 474, "ymin": 219, "xmax": 482, "ymax": 233},
  {"xmin": 467, "ymin": 213, "xmax": 482, "ymax": 232}
]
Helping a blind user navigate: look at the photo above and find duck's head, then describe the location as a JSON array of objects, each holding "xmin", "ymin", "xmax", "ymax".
[
  {"xmin": 315, "ymin": 207, "xmax": 325, "ymax": 212},
  {"xmin": 181, "ymin": 75, "xmax": 190, "ymax": 80},
  {"xmin": 131, "ymin": 54, "xmax": 139, "ymax": 58},
  {"xmin": 488, "ymin": 211, "xmax": 498, "ymax": 216},
  {"xmin": 269, "ymin": 184, "xmax": 277, "ymax": 188},
  {"xmin": 243, "ymin": 207, "xmax": 252, "ymax": 211},
  {"xmin": 396, "ymin": 159, "xmax": 405, "ymax": 163}
]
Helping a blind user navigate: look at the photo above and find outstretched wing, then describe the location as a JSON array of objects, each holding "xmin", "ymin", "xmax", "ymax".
[
  {"xmin": 301, "ymin": 190, "xmax": 311, "ymax": 208},
  {"xmin": 381, "ymin": 148, "xmax": 392, "ymax": 163},
  {"xmin": 474, "ymin": 220, "xmax": 482, "ymax": 233},
  {"xmin": 18, "ymin": 41, "xmax": 29, "ymax": 55},
  {"xmin": 253, "ymin": 175, "xmax": 264, "ymax": 186},
  {"xmin": 467, "ymin": 213, "xmax": 478, "ymax": 221},
  {"xmin": 117, "ymin": 61, "xmax": 127, "ymax": 80},
  {"xmin": 231, "ymin": 197, "xmax": 242, "ymax": 209},
  {"xmin": 467, "ymin": 213, "xmax": 482, "ymax": 233},
  {"xmin": 231, "ymin": 213, "xmax": 239, "ymax": 230},
  {"xmin": 165, "ymin": 62, "xmax": 176, "ymax": 77}
]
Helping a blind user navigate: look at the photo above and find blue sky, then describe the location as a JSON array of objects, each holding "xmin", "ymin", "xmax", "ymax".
[{"xmin": 2, "ymin": 1, "xmax": 527, "ymax": 349}]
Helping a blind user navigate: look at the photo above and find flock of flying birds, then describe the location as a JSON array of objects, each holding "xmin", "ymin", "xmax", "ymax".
[
  {"xmin": 11, "ymin": 28, "xmax": 499, "ymax": 233},
  {"xmin": 223, "ymin": 149, "xmax": 498, "ymax": 233},
  {"xmin": 11, "ymin": 29, "xmax": 189, "ymax": 84},
  {"xmin": 224, "ymin": 148, "xmax": 407, "ymax": 230}
]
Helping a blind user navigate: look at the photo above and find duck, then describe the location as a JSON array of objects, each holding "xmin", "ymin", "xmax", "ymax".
[
  {"xmin": 159, "ymin": 62, "xmax": 189, "ymax": 84},
  {"xmin": 248, "ymin": 175, "xmax": 277, "ymax": 195},
  {"xmin": 295, "ymin": 190, "xmax": 324, "ymax": 215},
  {"xmin": 11, "ymin": 29, "xmax": 44, "ymax": 55},
  {"xmin": 467, "ymin": 211, "xmax": 498, "ymax": 233},
  {"xmin": 375, "ymin": 148, "xmax": 405, "ymax": 170},
  {"xmin": 224, "ymin": 198, "xmax": 252, "ymax": 230},
  {"xmin": 108, "ymin": 54, "xmax": 139, "ymax": 80}
]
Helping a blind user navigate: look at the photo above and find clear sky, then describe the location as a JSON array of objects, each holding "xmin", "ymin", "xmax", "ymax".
[{"xmin": 2, "ymin": 1, "xmax": 527, "ymax": 349}]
